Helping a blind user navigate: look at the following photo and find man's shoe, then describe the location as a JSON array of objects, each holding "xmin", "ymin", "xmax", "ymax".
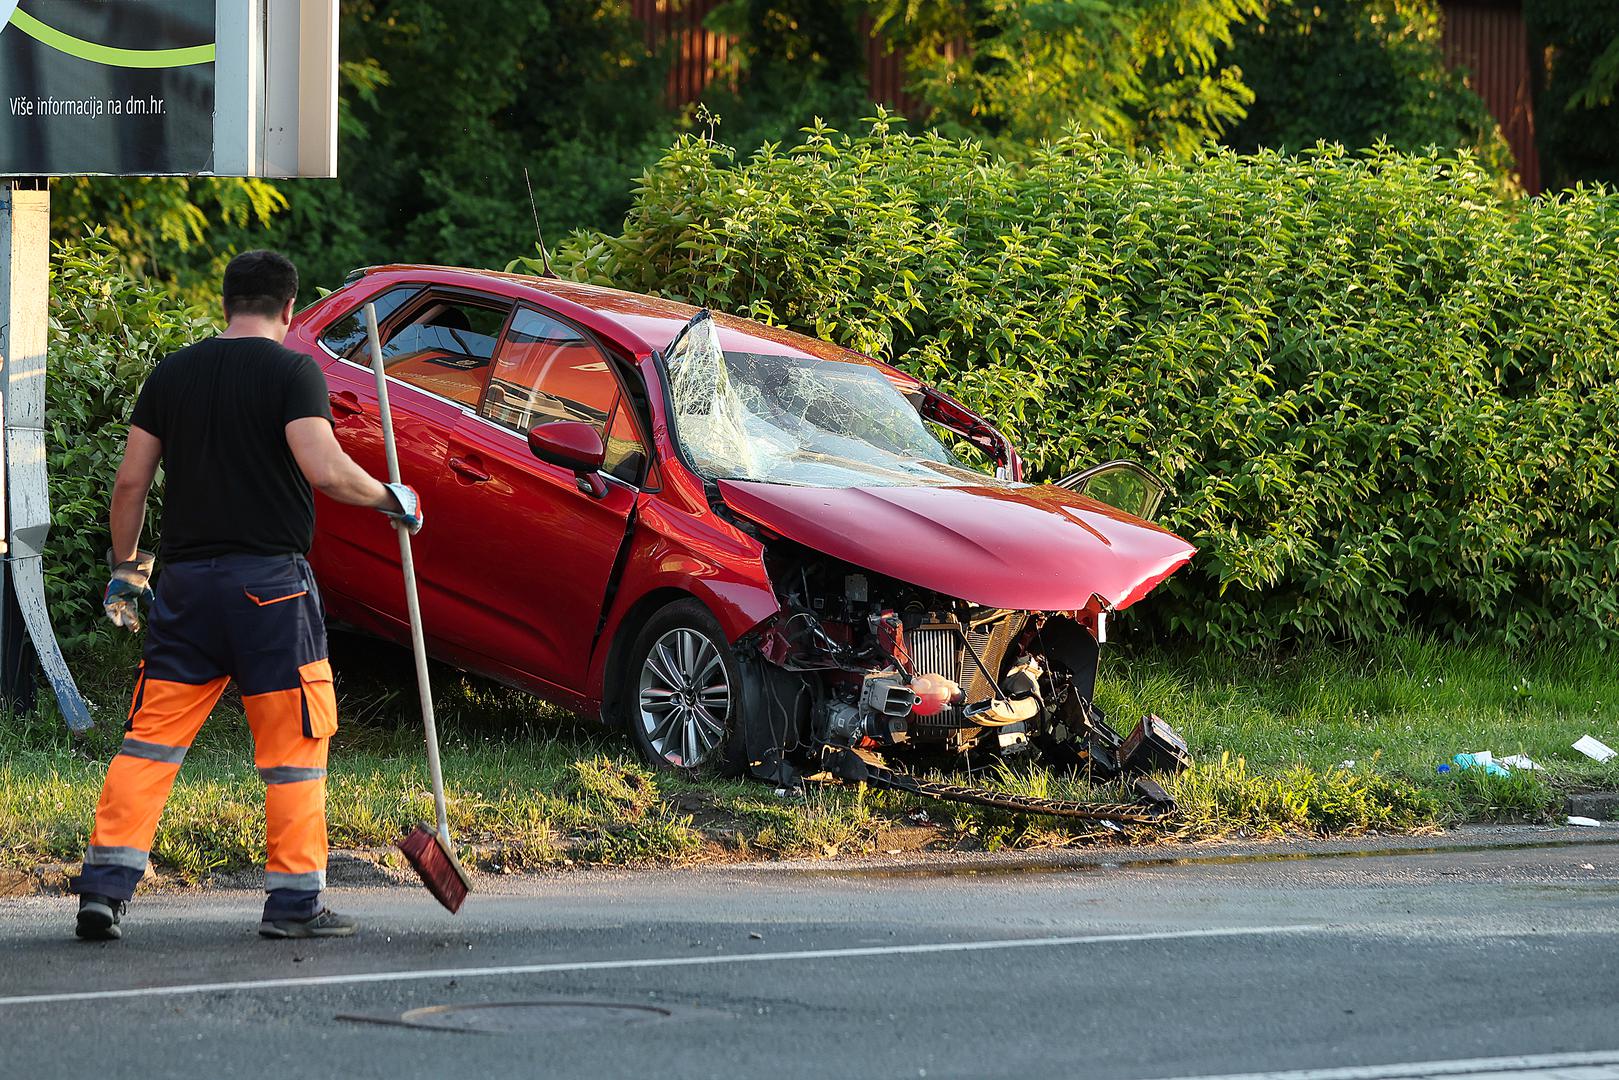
[
  {"xmin": 258, "ymin": 907, "xmax": 357, "ymax": 939},
  {"xmin": 75, "ymin": 895, "xmax": 126, "ymax": 941}
]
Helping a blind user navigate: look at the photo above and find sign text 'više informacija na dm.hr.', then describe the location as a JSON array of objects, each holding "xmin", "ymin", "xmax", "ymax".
[{"xmin": 1, "ymin": 0, "xmax": 216, "ymax": 174}]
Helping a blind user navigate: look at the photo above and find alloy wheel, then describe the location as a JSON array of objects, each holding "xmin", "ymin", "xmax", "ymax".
[{"xmin": 636, "ymin": 626, "xmax": 733, "ymax": 768}]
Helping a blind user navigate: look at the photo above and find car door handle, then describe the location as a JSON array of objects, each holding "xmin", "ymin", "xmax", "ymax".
[
  {"xmin": 329, "ymin": 391, "xmax": 365, "ymax": 417},
  {"xmin": 448, "ymin": 455, "xmax": 491, "ymax": 483}
]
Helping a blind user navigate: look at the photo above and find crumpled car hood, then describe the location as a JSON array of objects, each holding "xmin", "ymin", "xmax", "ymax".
[{"xmin": 717, "ymin": 479, "xmax": 1196, "ymax": 612}]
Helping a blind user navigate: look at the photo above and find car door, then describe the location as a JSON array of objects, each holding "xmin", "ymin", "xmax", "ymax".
[
  {"xmin": 313, "ymin": 288, "xmax": 513, "ymax": 638},
  {"xmin": 425, "ymin": 304, "xmax": 642, "ymax": 693},
  {"xmin": 1056, "ymin": 460, "xmax": 1168, "ymax": 520}
]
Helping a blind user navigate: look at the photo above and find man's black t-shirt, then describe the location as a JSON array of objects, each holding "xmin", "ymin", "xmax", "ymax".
[{"xmin": 130, "ymin": 337, "xmax": 334, "ymax": 563}]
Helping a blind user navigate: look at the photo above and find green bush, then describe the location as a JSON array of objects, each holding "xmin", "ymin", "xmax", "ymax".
[
  {"xmin": 45, "ymin": 234, "xmax": 208, "ymax": 645},
  {"xmin": 536, "ymin": 122, "xmax": 1619, "ymax": 650}
]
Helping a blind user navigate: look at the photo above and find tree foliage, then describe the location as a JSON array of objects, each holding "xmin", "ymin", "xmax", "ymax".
[
  {"xmin": 537, "ymin": 122, "xmax": 1619, "ymax": 649},
  {"xmin": 265, "ymin": 0, "xmax": 675, "ymax": 295},
  {"xmin": 49, "ymin": 178, "xmax": 286, "ymax": 307},
  {"xmin": 869, "ymin": 0, "xmax": 1267, "ymax": 154},
  {"xmin": 45, "ymin": 235, "xmax": 213, "ymax": 644},
  {"xmin": 1223, "ymin": 0, "xmax": 1512, "ymax": 181}
]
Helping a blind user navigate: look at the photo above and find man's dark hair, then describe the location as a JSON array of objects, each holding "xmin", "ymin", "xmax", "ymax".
[{"xmin": 222, "ymin": 250, "xmax": 299, "ymax": 319}]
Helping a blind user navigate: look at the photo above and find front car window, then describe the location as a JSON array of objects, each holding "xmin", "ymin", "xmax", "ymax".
[
  {"xmin": 483, "ymin": 306, "xmax": 649, "ymax": 484},
  {"xmin": 666, "ymin": 311, "xmax": 1000, "ymax": 489}
]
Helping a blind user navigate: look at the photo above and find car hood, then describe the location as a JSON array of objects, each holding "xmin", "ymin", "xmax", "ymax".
[{"xmin": 716, "ymin": 479, "xmax": 1196, "ymax": 612}]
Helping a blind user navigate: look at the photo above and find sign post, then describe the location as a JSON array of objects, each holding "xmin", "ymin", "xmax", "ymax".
[{"xmin": 0, "ymin": 0, "xmax": 337, "ymax": 728}]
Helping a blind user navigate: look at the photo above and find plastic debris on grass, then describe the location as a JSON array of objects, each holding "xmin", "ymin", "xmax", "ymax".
[
  {"xmin": 1573, "ymin": 736, "xmax": 1616, "ymax": 764},
  {"xmin": 1443, "ymin": 752, "xmax": 1511, "ymax": 778}
]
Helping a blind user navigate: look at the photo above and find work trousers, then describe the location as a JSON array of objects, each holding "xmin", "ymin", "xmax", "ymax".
[{"xmin": 72, "ymin": 553, "xmax": 337, "ymax": 921}]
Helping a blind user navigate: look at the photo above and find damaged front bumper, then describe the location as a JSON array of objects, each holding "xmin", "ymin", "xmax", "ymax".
[{"xmin": 732, "ymin": 558, "xmax": 1193, "ymax": 815}]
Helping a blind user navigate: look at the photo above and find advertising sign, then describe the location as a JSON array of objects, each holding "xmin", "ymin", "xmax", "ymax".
[{"xmin": 0, "ymin": 0, "xmax": 216, "ymax": 175}]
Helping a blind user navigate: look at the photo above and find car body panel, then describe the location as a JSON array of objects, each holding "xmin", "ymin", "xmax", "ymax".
[{"xmin": 715, "ymin": 478, "xmax": 1195, "ymax": 612}]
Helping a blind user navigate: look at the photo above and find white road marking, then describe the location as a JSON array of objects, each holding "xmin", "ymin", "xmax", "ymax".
[
  {"xmin": 0, "ymin": 923, "xmax": 1320, "ymax": 1007},
  {"xmin": 1151, "ymin": 1050, "xmax": 1619, "ymax": 1080}
]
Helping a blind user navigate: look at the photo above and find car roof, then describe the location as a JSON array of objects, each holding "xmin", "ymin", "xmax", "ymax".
[{"xmin": 354, "ymin": 264, "xmax": 914, "ymax": 382}]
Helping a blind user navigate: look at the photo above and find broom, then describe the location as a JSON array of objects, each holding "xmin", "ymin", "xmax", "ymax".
[{"xmin": 364, "ymin": 302, "xmax": 471, "ymax": 914}]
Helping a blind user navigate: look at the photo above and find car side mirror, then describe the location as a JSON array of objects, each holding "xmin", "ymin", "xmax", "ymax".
[{"xmin": 528, "ymin": 421, "xmax": 609, "ymax": 496}]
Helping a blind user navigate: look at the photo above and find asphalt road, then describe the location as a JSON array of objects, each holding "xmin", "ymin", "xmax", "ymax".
[{"xmin": 3, "ymin": 829, "xmax": 1618, "ymax": 1080}]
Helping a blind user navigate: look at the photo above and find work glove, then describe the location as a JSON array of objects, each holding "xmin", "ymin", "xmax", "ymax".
[
  {"xmin": 381, "ymin": 482, "xmax": 424, "ymax": 534},
  {"xmin": 103, "ymin": 549, "xmax": 156, "ymax": 633}
]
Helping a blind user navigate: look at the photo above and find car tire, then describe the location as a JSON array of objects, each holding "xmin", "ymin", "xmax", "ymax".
[{"xmin": 619, "ymin": 599, "xmax": 743, "ymax": 773}]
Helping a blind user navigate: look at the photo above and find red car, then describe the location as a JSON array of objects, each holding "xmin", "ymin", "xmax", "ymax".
[{"xmin": 289, "ymin": 266, "xmax": 1196, "ymax": 789}]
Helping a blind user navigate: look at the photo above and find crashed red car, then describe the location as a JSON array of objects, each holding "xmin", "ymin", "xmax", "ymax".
[{"xmin": 289, "ymin": 266, "xmax": 1195, "ymax": 790}]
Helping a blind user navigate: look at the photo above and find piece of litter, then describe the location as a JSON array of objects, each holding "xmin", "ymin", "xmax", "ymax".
[
  {"xmin": 1338, "ymin": 760, "xmax": 1356, "ymax": 769},
  {"xmin": 1499, "ymin": 754, "xmax": 1543, "ymax": 771},
  {"xmin": 1580, "ymin": 863, "xmax": 1596, "ymax": 870},
  {"xmin": 748, "ymin": 932, "xmax": 764, "ymax": 940},
  {"xmin": 1452, "ymin": 753, "xmax": 1511, "ymax": 778},
  {"xmin": 1568, "ymin": 816, "xmax": 1602, "ymax": 827},
  {"xmin": 1573, "ymin": 735, "xmax": 1616, "ymax": 763}
]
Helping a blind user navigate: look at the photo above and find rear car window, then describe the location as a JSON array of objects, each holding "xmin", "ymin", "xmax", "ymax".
[
  {"xmin": 378, "ymin": 298, "xmax": 510, "ymax": 407},
  {"xmin": 319, "ymin": 286, "xmax": 419, "ymax": 357}
]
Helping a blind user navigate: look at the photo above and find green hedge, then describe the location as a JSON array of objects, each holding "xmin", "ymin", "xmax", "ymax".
[
  {"xmin": 45, "ymin": 234, "xmax": 209, "ymax": 645},
  {"xmin": 534, "ymin": 122, "xmax": 1619, "ymax": 649}
]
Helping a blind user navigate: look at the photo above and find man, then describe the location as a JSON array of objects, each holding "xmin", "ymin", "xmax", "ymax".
[{"xmin": 71, "ymin": 250, "xmax": 421, "ymax": 941}]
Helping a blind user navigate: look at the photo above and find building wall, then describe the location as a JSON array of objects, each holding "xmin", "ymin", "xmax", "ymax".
[{"xmin": 1440, "ymin": 1, "xmax": 1540, "ymax": 191}]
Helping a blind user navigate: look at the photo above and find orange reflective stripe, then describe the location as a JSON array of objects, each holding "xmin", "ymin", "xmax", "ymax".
[
  {"xmin": 127, "ymin": 677, "xmax": 227, "ymax": 748},
  {"xmin": 244, "ymin": 588, "xmax": 309, "ymax": 607}
]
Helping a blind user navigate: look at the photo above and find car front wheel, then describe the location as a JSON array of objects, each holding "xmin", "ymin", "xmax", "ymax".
[{"xmin": 622, "ymin": 599, "xmax": 740, "ymax": 771}]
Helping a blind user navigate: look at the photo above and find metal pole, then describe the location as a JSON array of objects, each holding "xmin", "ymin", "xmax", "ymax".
[{"xmin": 0, "ymin": 180, "xmax": 91, "ymax": 729}]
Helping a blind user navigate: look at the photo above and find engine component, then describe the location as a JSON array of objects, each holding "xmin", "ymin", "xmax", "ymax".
[
  {"xmin": 995, "ymin": 723, "xmax": 1031, "ymax": 754},
  {"xmin": 1119, "ymin": 714, "xmax": 1192, "ymax": 774},
  {"xmin": 860, "ymin": 670, "xmax": 918, "ymax": 717},
  {"xmin": 962, "ymin": 658, "xmax": 1045, "ymax": 726},
  {"xmin": 909, "ymin": 672, "xmax": 961, "ymax": 717},
  {"xmin": 904, "ymin": 611, "xmax": 1030, "ymax": 731},
  {"xmin": 845, "ymin": 574, "xmax": 868, "ymax": 603},
  {"xmin": 819, "ymin": 700, "xmax": 866, "ymax": 743},
  {"xmin": 870, "ymin": 609, "xmax": 911, "ymax": 674}
]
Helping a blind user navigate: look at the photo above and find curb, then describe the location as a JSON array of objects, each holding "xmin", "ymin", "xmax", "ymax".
[{"xmin": 1566, "ymin": 792, "xmax": 1619, "ymax": 821}]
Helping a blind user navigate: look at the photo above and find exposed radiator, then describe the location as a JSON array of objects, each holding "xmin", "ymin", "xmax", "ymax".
[{"xmin": 906, "ymin": 613, "xmax": 1028, "ymax": 731}]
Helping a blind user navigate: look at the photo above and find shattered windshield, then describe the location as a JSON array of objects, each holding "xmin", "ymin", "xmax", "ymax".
[{"xmin": 666, "ymin": 312, "xmax": 998, "ymax": 488}]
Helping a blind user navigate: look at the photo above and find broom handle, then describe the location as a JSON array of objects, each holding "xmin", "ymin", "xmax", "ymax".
[{"xmin": 364, "ymin": 303, "xmax": 452, "ymax": 846}]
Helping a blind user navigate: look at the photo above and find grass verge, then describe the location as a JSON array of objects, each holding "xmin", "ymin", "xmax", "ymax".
[{"xmin": 2, "ymin": 632, "xmax": 1614, "ymax": 883}]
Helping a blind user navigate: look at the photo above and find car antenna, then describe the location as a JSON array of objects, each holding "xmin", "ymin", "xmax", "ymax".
[{"xmin": 523, "ymin": 167, "xmax": 557, "ymax": 278}]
